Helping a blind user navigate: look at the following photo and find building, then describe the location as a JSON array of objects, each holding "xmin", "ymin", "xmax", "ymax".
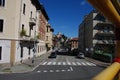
[
  {"xmin": 78, "ymin": 10, "xmax": 115, "ymax": 57},
  {"xmin": 0, "ymin": 0, "xmax": 50, "ymax": 66},
  {"xmin": 38, "ymin": 4, "xmax": 50, "ymax": 55},
  {"xmin": 70, "ymin": 38, "xmax": 78, "ymax": 50},
  {"xmin": 52, "ymin": 32, "xmax": 68, "ymax": 49},
  {"xmin": 45, "ymin": 24, "xmax": 54, "ymax": 51}
]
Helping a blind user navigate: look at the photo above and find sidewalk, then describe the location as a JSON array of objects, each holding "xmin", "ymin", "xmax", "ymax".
[
  {"xmin": 0, "ymin": 51, "xmax": 51, "ymax": 74},
  {"xmin": 85, "ymin": 57, "xmax": 111, "ymax": 67}
]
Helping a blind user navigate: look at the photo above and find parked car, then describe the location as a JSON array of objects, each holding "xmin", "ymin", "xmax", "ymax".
[
  {"xmin": 48, "ymin": 50, "xmax": 57, "ymax": 58},
  {"xmin": 70, "ymin": 49, "xmax": 79, "ymax": 56},
  {"xmin": 76, "ymin": 52, "xmax": 85, "ymax": 59}
]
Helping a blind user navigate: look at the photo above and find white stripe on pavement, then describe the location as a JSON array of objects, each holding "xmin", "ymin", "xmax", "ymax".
[
  {"xmin": 76, "ymin": 62, "xmax": 81, "ymax": 65},
  {"xmin": 58, "ymin": 62, "xmax": 61, "ymax": 65},
  {"xmin": 67, "ymin": 62, "xmax": 71, "ymax": 65},
  {"xmin": 52, "ymin": 62, "xmax": 56, "ymax": 65},
  {"xmin": 42, "ymin": 62, "xmax": 47, "ymax": 65},
  {"xmin": 63, "ymin": 62, "xmax": 66, "ymax": 65},
  {"xmin": 47, "ymin": 62, "xmax": 52, "ymax": 65},
  {"xmin": 72, "ymin": 62, "xmax": 76, "ymax": 65},
  {"xmin": 81, "ymin": 62, "xmax": 87, "ymax": 66}
]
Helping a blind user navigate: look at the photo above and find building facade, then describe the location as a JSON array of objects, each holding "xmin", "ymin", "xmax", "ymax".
[
  {"xmin": 0, "ymin": 0, "xmax": 50, "ymax": 65},
  {"xmin": 78, "ymin": 10, "xmax": 115, "ymax": 57},
  {"xmin": 70, "ymin": 38, "xmax": 78, "ymax": 50},
  {"xmin": 45, "ymin": 24, "xmax": 54, "ymax": 51}
]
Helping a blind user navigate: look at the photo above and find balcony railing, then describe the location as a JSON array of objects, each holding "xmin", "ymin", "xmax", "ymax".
[
  {"xmin": 97, "ymin": 40, "xmax": 114, "ymax": 44},
  {"xmin": 96, "ymin": 31, "xmax": 114, "ymax": 37},
  {"xmin": 29, "ymin": 18, "xmax": 36, "ymax": 26}
]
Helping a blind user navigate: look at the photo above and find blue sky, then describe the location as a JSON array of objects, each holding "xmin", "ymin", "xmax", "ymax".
[{"xmin": 39, "ymin": 0, "xmax": 94, "ymax": 38}]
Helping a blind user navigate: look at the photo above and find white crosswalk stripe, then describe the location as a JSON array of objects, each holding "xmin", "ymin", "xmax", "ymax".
[
  {"xmin": 52, "ymin": 62, "xmax": 56, "ymax": 65},
  {"xmin": 47, "ymin": 62, "xmax": 52, "ymax": 65},
  {"xmin": 40, "ymin": 61, "xmax": 96, "ymax": 66},
  {"xmin": 81, "ymin": 62, "xmax": 87, "ymax": 66},
  {"xmin": 62, "ymin": 62, "xmax": 66, "ymax": 65},
  {"xmin": 67, "ymin": 62, "xmax": 71, "ymax": 65},
  {"xmin": 42, "ymin": 62, "xmax": 47, "ymax": 65},
  {"xmin": 72, "ymin": 62, "xmax": 77, "ymax": 65},
  {"xmin": 58, "ymin": 62, "xmax": 61, "ymax": 65},
  {"xmin": 76, "ymin": 62, "xmax": 81, "ymax": 65}
]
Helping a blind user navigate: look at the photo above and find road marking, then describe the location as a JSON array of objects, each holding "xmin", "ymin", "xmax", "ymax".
[
  {"xmin": 63, "ymin": 62, "xmax": 66, "ymax": 65},
  {"xmin": 86, "ymin": 62, "xmax": 92, "ymax": 66},
  {"xmin": 70, "ymin": 66, "xmax": 73, "ymax": 71},
  {"xmin": 67, "ymin": 62, "xmax": 71, "ymax": 65},
  {"xmin": 72, "ymin": 62, "xmax": 76, "ymax": 65},
  {"xmin": 67, "ymin": 69, "xmax": 71, "ymax": 71},
  {"xmin": 90, "ymin": 63, "xmax": 96, "ymax": 66},
  {"xmin": 37, "ymin": 70, "xmax": 41, "ymax": 73},
  {"xmin": 58, "ymin": 62, "xmax": 61, "ymax": 65},
  {"xmin": 56, "ymin": 70, "xmax": 60, "ymax": 72},
  {"xmin": 61, "ymin": 70, "xmax": 65, "ymax": 72},
  {"xmin": 76, "ymin": 62, "xmax": 81, "ymax": 65},
  {"xmin": 81, "ymin": 62, "xmax": 86, "ymax": 66},
  {"xmin": 47, "ymin": 62, "xmax": 52, "ymax": 65},
  {"xmin": 52, "ymin": 62, "xmax": 56, "ymax": 65},
  {"xmin": 39, "ymin": 61, "xmax": 96, "ymax": 66},
  {"xmin": 43, "ymin": 70, "xmax": 47, "ymax": 72},
  {"xmin": 50, "ymin": 70, "xmax": 54, "ymax": 72},
  {"xmin": 42, "ymin": 62, "xmax": 47, "ymax": 65}
]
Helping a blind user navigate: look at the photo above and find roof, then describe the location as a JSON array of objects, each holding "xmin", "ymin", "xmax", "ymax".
[
  {"xmin": 31, "ymin": 0, "xmax": 49, "ymax": 20},
  {"xmin": 71, "ymin": 38, "xmax": 78, "ymax": 41}
]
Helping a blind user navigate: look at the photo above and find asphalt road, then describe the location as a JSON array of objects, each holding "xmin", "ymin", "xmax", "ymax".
[{"xmin": 0, "ymin": 54, "xmax": 105, "ymax": 80}]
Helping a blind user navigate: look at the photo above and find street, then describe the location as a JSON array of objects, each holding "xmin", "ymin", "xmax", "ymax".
[{"xmin": 0, "ymin": 53, "xmax": 105, "ymax": 80}]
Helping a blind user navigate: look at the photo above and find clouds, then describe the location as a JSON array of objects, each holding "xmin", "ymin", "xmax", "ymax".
[{"xmin": 80, "ymin": 0, "xmax": 87, "ymax": 6}]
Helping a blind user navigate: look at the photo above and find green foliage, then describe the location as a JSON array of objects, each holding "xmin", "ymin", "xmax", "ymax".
[{"xmin": 20, "ymin": 29, "xmax": 26, "ymax": 37}]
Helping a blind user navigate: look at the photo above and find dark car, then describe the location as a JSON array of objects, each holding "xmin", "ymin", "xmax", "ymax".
[
  {"xmin": 48, "ymin": 51, "xmax": 57, "ymax": 58},
  {"xmin": 70, "ymin": 49, "xmax": 79, "ymax": 56},
  {"xmin": 76, "ymin": 52, "xmax": 85, "ymax": 59}
]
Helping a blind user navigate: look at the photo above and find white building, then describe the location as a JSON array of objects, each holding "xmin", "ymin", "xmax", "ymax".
[{"xmin": 0, "ymin": 0, "xmax": 48, "ymax": 66}]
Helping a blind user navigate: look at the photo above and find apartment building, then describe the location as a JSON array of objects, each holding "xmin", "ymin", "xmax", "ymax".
[
  {"xmin": 37, "ymin": 4, "xmax": 50, "ymax": 56},
  {"xmin": 70, "ymin": 38, "xmax": 78, "ymax": 50},
  {"xmin": 78, "ymin": 10, "xmax": 115, "ymax": 57},
  {"xmin": 45, "ymin": 24, "xmax": 54, "ymax": 51},
  {"xmin": 0, "ymin": 0, "xmax": 49, "ymax": 66}
]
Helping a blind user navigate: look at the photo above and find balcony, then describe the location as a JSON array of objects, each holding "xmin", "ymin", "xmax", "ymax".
[
  {"xmin": 97, "ymin": 40, "xmax": 114, "ymax": 44},
  {"xmin": 94, "ymin": 22, "xmax": 114, "ymax": 30},
  {"xmin": 96, "ymin": 31, "xmax": 114, "ymax": 37},
  {"xmin": 29, "ymin": 18, "xmax": 36, "ymax": 27},
  {"xmin": 94, "ymin": 13, "xmax": 106, "ymax": 21},
  {"xmin": 20, "ymin": 36, "xmax": 39, "ymax": 49}
]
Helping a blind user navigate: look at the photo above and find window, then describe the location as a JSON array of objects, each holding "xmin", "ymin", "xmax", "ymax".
[
  {"xmin": 23, "ymin": 3, "xmax": 26, "ymax": 15},
  {"xmin": 30, "ymin": 11, "xmax": 32, "ymax": 18},
  {"xmin": 0, "ymin": 0, "xmax": 5, "ymax": 7},
  {"xmin": 0, "ymin": 19, "xmax": 4, "ymax": 32},
  {"xmin": 46, "ymin": 36, "xmax": 48, "ymax": 41},
  {"xmin": 22, "ymin": 24, "xmax": 24, "ymax": 30},
  {"xmin": 0, "ymin": 47, "xmax": 2, "ymax": 60},
  {"xmin": 47, "ymin": 26, "xmax": 49, "ymax": 32},
  {"xmin": 20, "ymin": 47, "xmax": 23, "ymax": 58}
]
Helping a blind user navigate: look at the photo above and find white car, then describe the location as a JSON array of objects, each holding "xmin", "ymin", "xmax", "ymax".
[{"xmin": 77, "ymin": 52, "xmax": 85, "ymax": 59}]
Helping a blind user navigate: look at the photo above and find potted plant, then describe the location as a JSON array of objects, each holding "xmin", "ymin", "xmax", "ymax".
[{"xmin": 20, "ymin": 29, "xmax": 26, "ymax": 37}]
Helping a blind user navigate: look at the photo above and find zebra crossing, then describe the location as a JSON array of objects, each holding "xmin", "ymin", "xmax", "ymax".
[{"xmin": 39, "ymin": 61, "xmax": 96, "ymax": 66}]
